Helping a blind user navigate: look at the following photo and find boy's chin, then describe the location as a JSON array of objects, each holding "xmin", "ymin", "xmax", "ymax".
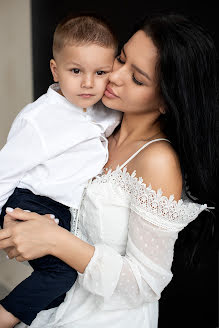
[
  {"xmin": 79, "ymin": 96, "xmax": 104, "ymax": 108},
  {"xmin": 73, "ymin": 99, "xmax": 99, "ymax": 109}
]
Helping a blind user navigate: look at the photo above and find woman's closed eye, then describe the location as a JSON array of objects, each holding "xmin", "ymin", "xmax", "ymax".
[
  {"xmin": 132, "ymin": 74, "xmax": 143, "ymax": 86},
  {"xmin": 116, "ymin": 55, "xmax": 125, "ymax": 65},
  {"xmin": 117, "ymin": 55, "xmax": 144, "ymax": 86}
]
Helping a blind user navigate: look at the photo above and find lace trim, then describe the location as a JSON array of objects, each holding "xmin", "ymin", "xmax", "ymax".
[
  {"xmin": 70, "ymin": 208, "xmax": 78, "ymax": 234},
  {"xmin": 92, "ymin": 166, "xmax": 207, "ymax": 231}
]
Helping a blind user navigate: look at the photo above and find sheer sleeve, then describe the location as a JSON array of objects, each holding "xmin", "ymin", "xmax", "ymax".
[
  {"xmin": 78, "ymin": 208, "xmax": 177, "ymax": 309},
  {"xmin": 78, "ymin": 168, "xmax": 207, "ymax": 310}
]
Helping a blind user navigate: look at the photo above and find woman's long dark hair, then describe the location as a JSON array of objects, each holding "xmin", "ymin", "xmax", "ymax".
[{"xmin": 139, "ymin": 14, "xmax": 218, "ymax": 267}]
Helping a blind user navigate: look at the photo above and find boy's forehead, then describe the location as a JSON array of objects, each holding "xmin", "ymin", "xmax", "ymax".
[{"xmin": 57, "ymin": 43, "xmax": 115, "ymax": 65}]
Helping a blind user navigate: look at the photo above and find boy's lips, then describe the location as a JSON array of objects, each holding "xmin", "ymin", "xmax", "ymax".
[
  {"xmin": 104, "ymin": 86, "xmax": 119, "ymax": 99},
  {"xmin": 78, "ymin": 94, "xmax": 95, "ymax": 98}
]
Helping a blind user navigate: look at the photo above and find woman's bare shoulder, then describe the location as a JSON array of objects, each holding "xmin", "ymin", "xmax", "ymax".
[{"xmin": 134, "ymin": 141, "xmax": 182, "ymax": 200}]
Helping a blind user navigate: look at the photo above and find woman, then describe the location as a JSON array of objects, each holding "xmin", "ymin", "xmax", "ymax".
[{"xmin": 0, "ymin": 13, "xmax": 217, "ymax": 327}]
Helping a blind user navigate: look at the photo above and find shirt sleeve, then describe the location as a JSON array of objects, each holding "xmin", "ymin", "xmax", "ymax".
[
  {"xmin": 78, "ymin": 207, "xmax": 179, "ymax": 310},
  {"xmin": 0, "ymin": 117, "xmax": 48, "ymax": 212}
]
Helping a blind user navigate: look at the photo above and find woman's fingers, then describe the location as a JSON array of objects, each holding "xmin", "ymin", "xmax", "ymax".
[
  {"xmin": 0, "ymin": 228, "xmax": 11, "ymax": 241},
  {"xmin": 15, "ymin": 255, "xmax": 26, "ymax": 262},
  {"xmin": 7, "ymin": 247, "xmax": 20, "ymax": 259},
  {"xmin": 3, "ymin": 213, "xmax": 21, "ymax": 229},
  {"xmin": 4, "ymin": 246, "xmax": 13, "ymax": 256},
  {"xmin": 45, "ymin": 214, "xmax": 59, "ymax": 224},
  {"xmin": 6, "ymin": 208, "xmax": 59, "ymax": 224},
  {"xmin": 0, "ymin": 236, "xmax": 14, "ymax": 249},
  {"xmin": 5, "ymin": 207, "xmax": 39, "ymax": 221}
]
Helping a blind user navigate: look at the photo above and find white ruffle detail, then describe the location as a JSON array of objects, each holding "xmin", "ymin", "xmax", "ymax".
[{"xmin": 92, "ymin": 166, "xmax": 207, "ymax": 231}]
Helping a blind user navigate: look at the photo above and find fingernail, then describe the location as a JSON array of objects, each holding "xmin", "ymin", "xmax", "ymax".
[
  {"xmin": 54, "ymin": 218, "xmax": 59, "ymax": 224},
  {"xmin": 24, "ymin": 210, "xmax": 31, "ymax": 212},
  {"xmin": 50, "ymin": 214, "xmax": 55, "ymax": 219},
  {"xmin": 6, "ymin": 255, "xmax": 9, "ymax": 259},
  {"xmin": 6, "ymin": 207, "xmax": 14, "ymax": 213}
]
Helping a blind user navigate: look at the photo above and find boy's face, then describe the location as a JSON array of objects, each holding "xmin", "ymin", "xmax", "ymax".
[{"xmin": 50, "ymin": 43, "xmax": 115, "ymax": 108}]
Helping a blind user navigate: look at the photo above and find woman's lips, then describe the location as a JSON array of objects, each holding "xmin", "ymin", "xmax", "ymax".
[{"xmin": 104, "ymin": 86, "xmax": 119, "ymax": 99}]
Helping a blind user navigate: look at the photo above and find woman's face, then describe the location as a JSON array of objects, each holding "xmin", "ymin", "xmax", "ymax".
[{"xmin": 102, "ymin": 30, "xmax": 163, "ymax": 115}]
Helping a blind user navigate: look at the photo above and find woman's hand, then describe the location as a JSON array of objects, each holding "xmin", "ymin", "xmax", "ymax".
[
  {"xmin": 0, "ymin": 208, "xmax": 95, "ymax": 273},
  {"xmin": 2, "ymin": 210, "xmax": 23, "ymax": 257},
  {"xmin": 0, "ymin": 208, "xmax": 60, "ymax": 262}
]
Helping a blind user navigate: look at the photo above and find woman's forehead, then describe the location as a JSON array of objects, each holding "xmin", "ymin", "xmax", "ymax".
[
  {"xmin": 125, "ymin": 30, "xmax": 157, "ymax": 58},
  {"xmin": 124, "ymin": 30, "xmax": 158, "ymax": 81}
]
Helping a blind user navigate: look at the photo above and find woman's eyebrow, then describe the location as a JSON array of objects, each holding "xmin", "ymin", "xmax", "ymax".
[
  {"xmin": 122, "ymin": 47, "xmax": 151, "ymax": 82},
  {"xmin": 131, "ymin": 64, "xmax": 152, "ymax": 81}
]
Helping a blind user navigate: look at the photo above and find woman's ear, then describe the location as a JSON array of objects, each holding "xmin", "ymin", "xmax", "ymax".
[
  {"xmin": 50, "ymin": 59, "xmax": 59, "ymax": 82},
  {"xmin": 157, "ymin": 95, "xmax": 166, "ymax": 115},
  {"xmin": 159, "ymin": 106, "xmax": 166, "ymax": 114}
]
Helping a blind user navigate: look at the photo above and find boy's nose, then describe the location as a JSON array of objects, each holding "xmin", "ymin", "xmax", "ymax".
[{"xmin": 81, "ymin": 75, "xmax": 94, "ymax": 88}]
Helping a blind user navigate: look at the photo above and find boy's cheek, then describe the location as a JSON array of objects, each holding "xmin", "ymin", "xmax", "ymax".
[{"xmin": 103, "ymin": 75, "xmax": 110, "ymax": 85}]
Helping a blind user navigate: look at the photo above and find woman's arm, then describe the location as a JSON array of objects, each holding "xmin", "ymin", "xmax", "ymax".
[
  {"xmin": 51, "ymin": 223, "xmax": 95, "ymax": 273},
  {"xmin": 0, "ymin": 209, "xmax": 94, "ymax": 273}
]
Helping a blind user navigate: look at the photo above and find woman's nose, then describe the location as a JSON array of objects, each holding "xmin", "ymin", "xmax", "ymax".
[
  {"xmin": 108, "ymin": 60, "xmax": 124, "ymax": 86},
  {"xmin": 81, "ymin": 74, "xmax": 94, "ymax": 88}
]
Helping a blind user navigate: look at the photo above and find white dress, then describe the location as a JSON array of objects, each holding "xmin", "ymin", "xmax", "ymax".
[{"xmin": 17, "ymin": 139, "xmax": 207, "ymax": 328}]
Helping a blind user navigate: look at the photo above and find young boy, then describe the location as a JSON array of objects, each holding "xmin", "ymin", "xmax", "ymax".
[{"xmin": 0, "ymin": 15, "xmax": 121, "ymax": 327}]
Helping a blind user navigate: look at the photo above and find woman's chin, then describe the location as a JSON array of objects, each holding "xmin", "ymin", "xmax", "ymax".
[{"xmin": 102, "ymin": 94, "xmax": 120, "ymax": 111}]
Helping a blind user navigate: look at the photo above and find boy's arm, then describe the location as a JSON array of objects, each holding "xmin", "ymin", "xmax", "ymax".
[{"xmin": 0, "ymin": 117, "xmax": 48, "ymax": 213}]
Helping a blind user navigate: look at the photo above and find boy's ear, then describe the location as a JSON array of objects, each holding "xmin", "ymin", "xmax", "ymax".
[{"xmin": 50, "ymin": 59, "xmax": 59, "ymax": 82}]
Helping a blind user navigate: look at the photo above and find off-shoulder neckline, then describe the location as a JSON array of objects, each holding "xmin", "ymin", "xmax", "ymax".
[{"xmin": 93, "ymin": 165, "xmax": 207, "ymax": 209}]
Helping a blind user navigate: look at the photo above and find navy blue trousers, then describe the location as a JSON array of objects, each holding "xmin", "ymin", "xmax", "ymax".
[{"xmin": 0, "ymin": 188, "xmax": 78, "ymax": 325}]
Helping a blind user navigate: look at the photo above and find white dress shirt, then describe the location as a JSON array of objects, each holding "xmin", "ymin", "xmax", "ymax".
[{"xmin": 0, "ymin": 84, "xmax": 121, "ymax": 211}]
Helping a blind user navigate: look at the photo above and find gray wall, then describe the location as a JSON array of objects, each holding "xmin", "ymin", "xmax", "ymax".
[
  {"xmin": 0, "ymin": 0, "xmax": 33, "ymax": 148},
  {"xmin": 0, "ymin": 0, "xmax": 33, "ymax": 295}
]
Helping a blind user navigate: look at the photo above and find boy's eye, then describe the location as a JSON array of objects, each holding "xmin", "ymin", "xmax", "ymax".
[
  {"xmin": 96, "ymin": 71, "xmax": 106, "ymax": 76},
  {"xmin": 116, "ymin": 56, "xmax": 125, "ymax": 64},
  {"xmin": 72, "ymin": 68, "xmax": 80, "ymax": 74}
]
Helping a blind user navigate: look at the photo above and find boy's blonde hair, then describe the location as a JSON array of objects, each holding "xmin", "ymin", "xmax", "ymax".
[{"xmin": 53, "ymin": 14, "xmax": 118, "ymax": 58}]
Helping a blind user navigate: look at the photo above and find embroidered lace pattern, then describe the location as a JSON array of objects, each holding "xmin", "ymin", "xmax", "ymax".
[
  {"xmin": 92, "ymin": 166, "xmax": 207, "ymax": 232},
  {"xmin": 70, "ymin": 208, "xmax": 78, "ymax": 234}
]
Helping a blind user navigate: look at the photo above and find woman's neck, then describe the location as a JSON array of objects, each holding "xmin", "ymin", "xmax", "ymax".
[{"xmin": 114, "ymin": 112, "xmax": 164, "ymax": 147}]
